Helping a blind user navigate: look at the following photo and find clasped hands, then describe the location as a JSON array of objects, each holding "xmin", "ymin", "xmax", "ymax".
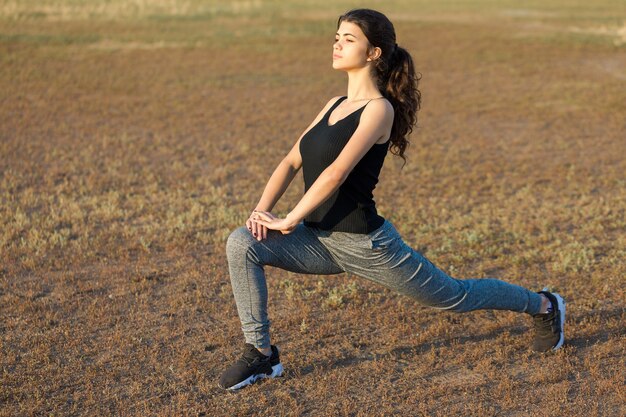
[{"xmin": 247, "ymin": 209, "xmax": 298, "ymax": 241}]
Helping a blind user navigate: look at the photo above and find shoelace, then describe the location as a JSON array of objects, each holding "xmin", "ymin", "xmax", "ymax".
[
  {"xmin": 534, "ymin": 310, "xmax": 559, "ymax": 335},
  {"xmin": 239, "ymin": 349, "xmax": 269, "ymax": 368}
]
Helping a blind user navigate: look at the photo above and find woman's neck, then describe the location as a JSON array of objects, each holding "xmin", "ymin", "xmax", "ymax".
[{"xmin": 345, "ymin": 69, "xmax": 381, "ymax": 102}]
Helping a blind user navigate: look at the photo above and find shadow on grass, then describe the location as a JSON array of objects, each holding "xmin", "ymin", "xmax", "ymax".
[
  {"xmin": 295, "ymin": 326, "xmax": 528, "ymax": 377},
  {"xmin": 296, "ymin": 305, "xmax": 625, "ymax": 376},
  {"xmin": 566, "ymin": 306, "xmax": 626, "ymax": 350}
]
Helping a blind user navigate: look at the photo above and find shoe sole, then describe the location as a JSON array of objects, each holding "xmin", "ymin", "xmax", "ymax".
[
  {"xmin": 543, "ymin": 288, "xmax": 566, "ymax": 351},
  {"xmin": 224, "ymin": 363, "xmax": 284, "ymax": 391}
]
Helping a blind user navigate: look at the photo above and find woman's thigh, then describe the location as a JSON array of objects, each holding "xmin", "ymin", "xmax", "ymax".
[
  {"xmin": 320, "ymin": 220, "xmax": 467, "ymax": 309},
  {"xmin": 226, "ymin": 223, "xmax": 344, "ymax": 275}
]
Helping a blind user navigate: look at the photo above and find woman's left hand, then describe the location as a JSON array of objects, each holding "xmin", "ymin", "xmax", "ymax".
[{"xmin": 252, "ymin": 210, "xmax": 298, "ymax": 234}]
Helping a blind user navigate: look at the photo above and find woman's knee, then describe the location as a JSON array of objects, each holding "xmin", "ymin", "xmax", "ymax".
[{"xmin": 226, "ymin": 226, "xmax": 254, "ymax": 257}]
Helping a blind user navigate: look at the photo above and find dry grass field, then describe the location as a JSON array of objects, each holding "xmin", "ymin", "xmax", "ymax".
[{"xmin": 1, "ymin": 0, "xmax": 625, "ymax": 415}]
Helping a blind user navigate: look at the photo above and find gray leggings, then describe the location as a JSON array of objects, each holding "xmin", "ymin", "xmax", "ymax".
[{"xmin": 226, "ymin": 219, "xmax": 542, "ymax": 349}]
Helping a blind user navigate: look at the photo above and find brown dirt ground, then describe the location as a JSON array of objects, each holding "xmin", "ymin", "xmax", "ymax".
[{"xmin": 1, "ymin": 2, "xmax": 625, "ymax": 416}]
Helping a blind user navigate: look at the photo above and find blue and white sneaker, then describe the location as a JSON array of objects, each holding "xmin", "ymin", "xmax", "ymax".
[{"xmin": 218, "ymin": 344, "xmax": 283, "ymax": 390}]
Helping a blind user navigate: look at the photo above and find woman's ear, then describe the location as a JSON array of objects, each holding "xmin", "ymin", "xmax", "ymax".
[{"xmin": 367, "ymin": 46, "xmax": 382, "ymax": 62}]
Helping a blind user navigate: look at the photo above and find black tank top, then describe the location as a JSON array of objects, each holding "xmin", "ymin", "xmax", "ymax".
[{"xmin": 299, "ymin": 96, "xmax": 389, "ymax": 233}]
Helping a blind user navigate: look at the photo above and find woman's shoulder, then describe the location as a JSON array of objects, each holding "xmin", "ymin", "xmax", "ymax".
[
  {"xmin": 368, "ymin": 96, "xmax": 393, "ymax": 110},
  {"xmin": 305, "ymin": 96, "xmax": 345, "ymax": 120},
  {"xmin": 362, "ymin": 97, "xmax": 394, "ymax": 120},
  {"xmin": 322, "ymin": 95, "xmax": 346, "ymax": 109}
]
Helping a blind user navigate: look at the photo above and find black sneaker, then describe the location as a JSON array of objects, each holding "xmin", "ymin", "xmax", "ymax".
[
  {"xmin": 218, "ymin": 344, "xmax": 283, "ymax": 390},
  {"xmin": 532, "ymin": 289, "xmax": 566, "ymax": 352}
]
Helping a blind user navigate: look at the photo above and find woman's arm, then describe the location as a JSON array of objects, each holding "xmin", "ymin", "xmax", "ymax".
[
  {"xmin": 253, "ymin": 160, "xmax": 300, "ymax": 213},
  {"xmin": 249, "ymin": 97, "xmax": 345, "ymax": 240},
  {"xmin": 254, "ymin": 99, "xmax": 394, "ymax": 231}
]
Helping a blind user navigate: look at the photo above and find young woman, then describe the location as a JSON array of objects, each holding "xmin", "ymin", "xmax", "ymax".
[{"xmin": 218, "ymin": 8, "xmax": 565, "ymax": 391}]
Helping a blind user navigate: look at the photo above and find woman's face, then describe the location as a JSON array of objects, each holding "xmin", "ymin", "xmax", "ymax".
[{"xmin": 332, "ymin": 21, "xmax": 373, "ymax": 71}]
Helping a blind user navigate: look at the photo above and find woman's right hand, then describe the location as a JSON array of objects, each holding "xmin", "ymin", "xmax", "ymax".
[{"xmin": 246, "ymin": 210, "xmax": 276, "ymax": 241}]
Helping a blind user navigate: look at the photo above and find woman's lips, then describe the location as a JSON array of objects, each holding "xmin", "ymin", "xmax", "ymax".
[{"xmin": 333, "ymin": 54, "xmax": 342, "ymax": 59}]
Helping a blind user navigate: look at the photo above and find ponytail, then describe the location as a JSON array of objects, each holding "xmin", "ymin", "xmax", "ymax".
[
  {"xmin": 378, "ymin": 45, "xmax": 421, "ymax": 166},
  {"xmin": 338, "ymin": 8, "xmax": 422, "ymax": 167}
]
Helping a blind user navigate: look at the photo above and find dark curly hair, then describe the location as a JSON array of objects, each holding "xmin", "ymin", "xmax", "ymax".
[{"xmin": 338, "ymin": 9, "xmax": 422, "ymax": 166}]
